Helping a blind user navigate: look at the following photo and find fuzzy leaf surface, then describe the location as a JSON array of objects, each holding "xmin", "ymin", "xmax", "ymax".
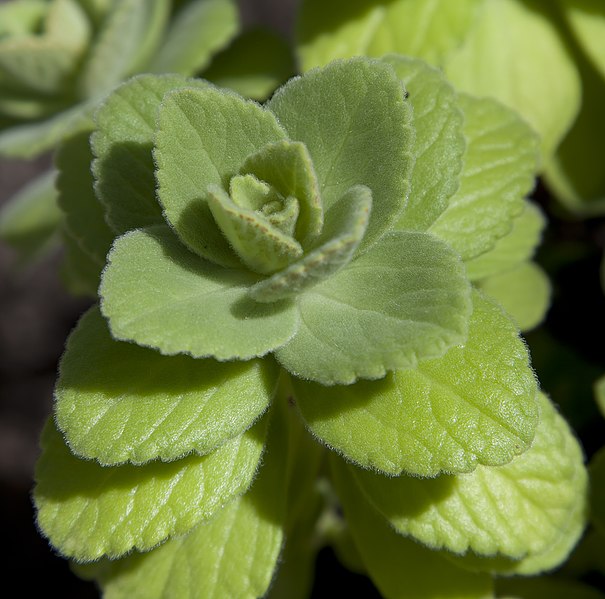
[
  {"xmin": 155, "ymin": 86, "xmax": 286, "ymax": 266},
  {"xmin": 92, "ymin": 74, "xmax": 207, "ymax": 234},
  {"xmin": 149, "ymin": 0, "xmax": 238, "ymax": 76},
  {"xmin": 465, "ymin": 201, "xmax": 545, "ymax": 281},
  {"xmin": 55, "ymin": 306, "xmax": 278, "ymax": 464},
  {"xmin": 81, "ymin": 400, "xmax": 291, "ymax": 599},
  {"xmin": 100, "ymin": 226, "xmax": 299, "ymax": 360},
  {"xmin": 295, "ymin": 291, "xmax": 537, "ymax": 475},
  {"xmin": 268, "ymin": 57, "xmax": 414, "ymax": 252},
  {"xmin": 277, "ymin": 230, "xmax": 471, "ymax": 385},
  {"xmin": 478, "ymin": 261, "xmax": 551, "ymax": 332},
  {"xmin": 444, "ymin": 0, "xmax": 581, "ymax": 157},
  {"xmin": 354, "ymin": 394, "xmax": 585, "ymax": 564},
  {"xmin": 330, "ymin": 455, "xmax": 493, "ymax": 599},
  {"xmin": 429, "ymin": 93, "xmax": 539, "ymax": 261},
  {"xmin": 296, "ymin": 0, "xmax": 482, "ymax": 70},
  {"xmin": 384, "ymin": 55, "xmax": 465, "ymax": 231},
  {"xmin": 34, "ymin": 418, "xmax": 267, "ymax": 561}
]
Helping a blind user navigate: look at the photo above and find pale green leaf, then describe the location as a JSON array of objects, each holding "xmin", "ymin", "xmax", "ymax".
[
  {"xmin": 249, "ymin": 185, "xmax": 371, "ymax": 303},
  {"xmin": 99, "ymin": 226, "xmax": 299, "ymax": 360},
  {"xmin": 56, "ymin": 130, "xmax": 114, "ymax": 264},
  {"xmin": 330, "ymin": 455, "xmax": 494, "ymax": 599},
  {"xmin": 383, "ymin": 55, "xmax": 465, "ymax": 232},
  {"xmin": 207, "ymin": 184, "xmax": 303, "ymax": 275},
  {"xmin": 277, "ymin": 230, "xmax": 471, "ymax": 385},
  {"xmin": 92, "ymin": 74, "xmax": 207, "ymax": 234},
  {"xmin": 429, "ymin": 93, "xmax": 539, "ymax": 261},
  {"xmin": 77, "ymin": 0, "xmax": 170, "ymax": 98},
  {"xmin": 268, "ymin": 57, "xmax": 414, "ymax": 252},
  {"xmin": 149, "ymin": 0, "xmax": 239, "ymax": 76},
  {"xmin": 559, "ymin": 0, "xmax": 605, "ymax": 80},
  {"xmin": 34, "ymin": 417, "xmax": 267, "ymax": 561},
  {"xmin": 354, "ymin": 393, "xmax": 584, "ymax": 566},
  {"xmin": 543, "ymin": 43, "xmax": 605, "ymax": 214},
  {"xmin": 45, "ymin": 0, "xmax": 91, "ymax": 51},
  {"xmin": 0, "ymin": 99, "xmax": 93, "ymax": 158},
  {"xmin": 154, "ymin": 85, "xmax": 287, "ymax": 266},
  {"xmin": 0, "ymin": 0, "xmax": 47, "ymax": 36},
  {"xmin": 202, "ymin": 27, "xmax": 295, "ymax": 101},
  {"xmin": 589, "ymin": 447, "xmax": 605, "ymax": 538},
  {"xmin": 0, "ymin": 169, "xmax": 61, "ymax": 264},
  {"xmin": 55, "ymin": 306, "xmax": 278, "ymax": 465},
  {"xmin": 295, "ymin": 291, "xmax": 537, "ymax": 476},
  {"xmin": 444, "ymin": 0, "xmax": 581, "ymax": 158},
  {"xmin": 465, "ymin": 201, "xmax": 546, "ymax": 281},
  {"xmin": 241, "ymin": 140, "xmax": 323, "ymax": 244},
  {"xmin": 80, "ymin": 398, "xmax": 291, "ymax": 599},
  {"xmin": 296, "ymin": 0, "xmax": 482, "ymax": 71},
  {"xmin": 478, "ymin": 261, "xmax": 551, "ymax": 332}
]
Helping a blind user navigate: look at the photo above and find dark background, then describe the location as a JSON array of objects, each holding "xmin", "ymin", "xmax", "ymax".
[{"xmin": 1, "ymin": 0, "xmax": 604, "ymax": 597}]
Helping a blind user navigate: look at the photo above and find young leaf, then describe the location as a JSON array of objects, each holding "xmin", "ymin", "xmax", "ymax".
[
  {"xmin": 249, "ymin": 185, "xmax": 372, "ymax": 303},
  {"xmin": 99, "ymin": 226, "xmax": 299, "ymax": 360},
  {"xmin": 429, "ymin": 93, "xmax": 539, "ymax": 261},
  {"xmin": 465, "ymin": 201, "xmax": 546, "ymax": 281},
  {"xmin": 56, "ymin": 130, "xmax": 114, "ymax": 265},
  {"xmin": 34, "ymin": 417, "xmax": 267, "ymax": 561},
  {"xmin": 384, "ymin": 55, "xmax": 465, "ymax": 232},
  {"xmin": 148, "ymin": 0, "xmax": 239, "ymax": 76},
  {"xmin": 330, "ymin": 455, "xmax": 494, "ymax": 599},
  {"xmin": 80, "ymin": 399, "xmax": 292, "ymax": 599},
  {"xmin": 295, "ymin": 291, "xmax": 537, "ymax": 476},
  {"xmin": 296, "ymin": 0, "xmax": 482, "ymax": 71},
  {"xmin": 55, "ymin": 306, "xmax": 278, "ymax": 465},
  {"xmin": 444, "ymin": 0, "xmax": 581, "ymax": 158},
  {"xmin": 268, "ymin": 57, "xmax": 415, "ymax": 252},
  {"xmin": 92, "ymin": 74, "xmax": 207, "ymax": 234},
  {"xmin": 154, "ymin": 85, "xmax": 287, "ymax": 266},
  {"xmin": 353, "ymin": 394, "xmax": 586, "ymax": 565},
  {"xmin": 277, "ymin": 230, "xmax": 471, "ymax": 385},
  {"xmin": 478, "ymin": 261, "xmax": 551, "ymax": 332}
]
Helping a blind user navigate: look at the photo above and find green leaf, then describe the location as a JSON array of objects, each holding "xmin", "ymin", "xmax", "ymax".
[
  {"xmin": 497, "ymin": 578, "xmax": 605, "ymax": 599},
  {"xmin": 330, "ymin": 455, "xmax": 494, "ymax": 599},
  {"xmin": 295, "ymin": 291, "xmax": 537, "ymax": 476},
  {"xmin": 60, "ymin": 228, "xmax": 103, "ymax": 298},
  {"xmin": 0, "ymin": 0, "xmax": 47, "ymax": 37},
  {"xmin": 99, "ymin": 226, "xmax": 299, "ymax": 360},
  {"xmin": 445, "ymin": 395, "xmax": 588, "ymax": 575},
  {"xmin": 589, "ymin": 446, "xmax": 605, "ymax": 538},
  {"xmin": 34, "ymin": 417, "xmax": 267, "ymax": 561},
  {"xmin": 79, "ymin": 398, "xmax": 291, "ymax": 599},
  {"xmin": 478, "ymin": 261, "xmax": 551, "ymax": 332},
  {"xmin": 202, "ymin": 27, "xmax": 295, "ymax": 101},
  {"xmin": 354, "ymin": 393, "xmax": 584, "ymax": 566},
  {"xmin": 429, "ymin": 93, "xmax": 539, "ymax": 261},
  {"xmin": 56, "ymin": 130, "xmax": 114, "ymax": 264},
  {"xmin": 543, "ymin": 40, "xmax": 605, "ymax": 214},
  {"xmin": 268, "ymin": 57, "xmax": 415, "ymax": 252},
  {"xmin": 0, "ymin": 99, "xmax": 93, "ymax": 158},
  {"xmin": 148, "ymin": 0, "xmax": 239, "ymax": 76},
  {"xmin": 92, "ymin": 74, "xmax": 207, "ymax": 234},
  {"xmin": 277, "ymin": 230, "xmax": 471, "ymax": 385},
  {"xmin": 77, "ymin": 0, "xmax": 170, "ymax": 98},
  {"xmin": 559, "ymin": 0, "xmax": 605, "ymax": 80},
  {"xmin": 249, "ymin": 185, "xmax": 372, "ymax": 303},
  {"xmin": 56, "ymin": 306, "xmax": 278, "ymax": 464},
  {"xmin": 241, "ymin": 140, "xmax": 323, "ymax": 245},
  {"xmin": 465, "ymin": 201, "xmax": 546, "ymax": 281},
  {"xmin": 154, "ymin": 85, "xmax": 287, "ymax": 266},
  {"xmin": 0, "ymin": 169, "xmax": 61, "ymax": 265},
  {"xmin": 207, "ymin": 184, "xmax": 303, "ymax": 275},
  {"xmin": 444, "ymin": 0, "xmax": 581, "ymax": 158},
  {"xmin": 383, "ymin": 55, "xmax": 465, "ymax": 232},
  {"xmin": 296, "ymin": 0, "xmax": 483, "ymax": 71}
]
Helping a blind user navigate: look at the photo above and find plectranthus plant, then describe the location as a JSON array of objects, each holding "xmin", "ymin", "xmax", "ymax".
[
  {"xmin": 33, "ymin": 56, "xmax": 587, "ymax": 598},
  {"xmin": 0, "ymin": 0, "xmax": 243, "ymax": 265}
]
